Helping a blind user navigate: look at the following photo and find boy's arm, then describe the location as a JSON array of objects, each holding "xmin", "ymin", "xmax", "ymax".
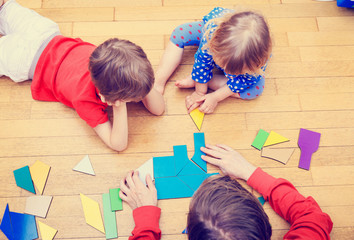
[
  {"xmin": 93, "ymin": 103, "xmax": 128, "ymax": 151},
  {"xmin": 248, "ymin": 169, "xmax": 333, "ymax": 240},
  {"xmin": 142, "ymin": 88, "xmax": 165, "ymax": 116}
]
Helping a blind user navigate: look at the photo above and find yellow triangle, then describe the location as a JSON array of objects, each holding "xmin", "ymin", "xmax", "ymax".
[
  {"xmin": 80, "ymin": 193, "xmax": 105, "ymax": 233},
  {"xmin": 38, "ymin": 221, "xmax": 57, "ymax": 240},
  {"xmin": 263, "ymin": 131, "xmax": 289, "ymax": 147},
  {"xmin": 189, "ymin": 108, "xmax": 204, "ymax": 131},
  {"xmin": 29, "ymin": 161, "xmax": 51, "ymax": 195}
]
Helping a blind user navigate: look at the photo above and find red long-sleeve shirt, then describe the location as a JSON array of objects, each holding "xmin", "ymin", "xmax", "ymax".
[
  {"xmin": 129, "ymin": 168, "xmax": 333, "ymax": 239},
  {"xmin": 248, "ymin": 168, "xmax": 333, "ymax": 239}
]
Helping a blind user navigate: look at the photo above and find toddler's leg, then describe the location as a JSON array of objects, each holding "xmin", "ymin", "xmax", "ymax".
[
  {"xmin": 239, "ymin": 77, "xmax": 265, "ymax": 100},
  {"xmin": 154, "ymin": 21, "xmax": 204, "ymax": 94}
]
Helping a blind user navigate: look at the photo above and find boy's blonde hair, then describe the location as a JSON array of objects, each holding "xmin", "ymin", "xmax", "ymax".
[
  {"xmin": 89, "ymin": 38, "xmax": 154, "ymax": 102},
  {"xmin": 206, "ymin": 11, "xmax": 271, "ymax": 75}
]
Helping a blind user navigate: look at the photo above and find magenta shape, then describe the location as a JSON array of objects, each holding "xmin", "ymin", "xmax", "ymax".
[{"xmin": 298, "ymin": 128, "xmax": 321, "ymax": 170}]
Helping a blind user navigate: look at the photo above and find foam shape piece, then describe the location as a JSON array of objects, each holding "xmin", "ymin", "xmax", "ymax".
[
  {"xmin": 298, "ymin": 128, "xmax": 321, "ymax": 170},
  {"xmin": 10, "ymin": 212, "xmax": 38, "ymax": 240},
  {"xmin": 261, "ymin": 148, "xmax": 295, "ymax": 165},
  {"xmin": 178, "ymin": 160, "xmax": 206, "ymax": 176},
  {"xmin": 178, "ymin": 173, "xmax": 218, "ymax": 191},
  {"xmin": 0, "ymin": 204, "xmax": 14, "ymax": 240},
  {"xmin": 189, "ymin": 108, "xmax": 204, "ymax": 131},
  {"xmin": 102, "ymin": 193, "xmax": 118, "ymax": 239},
  {"xmin": 136, "ymin": 158, "xmax": 154, "ymax": 185},
  {"xmin": 258, "ymin": 196, "xmax": 266, "ymax": 206},
  {"xmin": 24, "ymin": 195, "xmax": 53, "ymax": 218},
  {"xmin": 38, "ymin": 221, "xmax": 57, "ymax": 240},
  {"xmin": 155, "ymin": 177, "xmax": 195, "ymax": 199},
  {"xmin": 251, "ymin": 129, "xmax": 269, "ymax": 150},
  {"xmin": 263, "ymin": 131, "xmax": 289, "ymax": 147},
  {"xmin": 182, "ymin": 228, "xmax": 187, "ymax": 234},
  {"xmin": 80, "ymin": 193, "xmax": 105, "ymax": 233},
  {"xmin": 13, "ymin": 166, "xmax": 36, "ymax": 194},
  {"xmin": 173, "ymin": 145, "xmax": 190, "ymax": 174},
  {"xmin": 109, "ymin": 188, "xmax": 123, "ymax": 211},
  {"xmin": 191, "ymin": 132, "xmax": 207, "ymax": 172},
  {"xmin": 73, "ymin": 155, "xmax": 95, "ymax": 176},
  {"xmin": 30, "ymin": 160, "xmax": 50, "ymax": 195},
  {"xmin": 153, "ymin": 156, "xmax": 175, "ymax": 178}
]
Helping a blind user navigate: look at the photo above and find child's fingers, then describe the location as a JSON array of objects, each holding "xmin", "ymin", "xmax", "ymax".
[
  {"xmin": 132, "ymin": 171, "xmax": 144, "ymax": 188},
  {"xmin": 120, "ymin": 179, "xmax": 131, "ymax": 196},
  {"xmin": 216, "ymin": 144, "xmax": 234, "ymax": 152},
  {"xmin": 146, "ymin": 174, "xmax": 156, "ymax": 191},
  {"xmin": 200, "ymin": 146, "xmax": 223, "ymax": 158},
  {"xmin": 201, "ymin": 154, "xmax": 222, "ymax": 167},
  {"xmin": 125, "ymin": 171, "xmax": 135, "ymax": 189},
  {"xmin": 119, "ymin": 189, "xmax": 129, "ymax": 202}
]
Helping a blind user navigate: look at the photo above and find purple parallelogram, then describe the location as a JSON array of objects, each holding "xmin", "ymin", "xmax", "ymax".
[{"xmin": 298, "ymin": 128, "xmax": 321, "ymax": 170}]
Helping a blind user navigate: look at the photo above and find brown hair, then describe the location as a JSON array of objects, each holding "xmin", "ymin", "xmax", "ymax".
[
  {"xmin": 89, "ymin": 38, "xmax": 154, "ymax": 102},
  {"xmin": 207, "ymin": 11, "xmax": 271, "ymax": 75},
  {"xmin": 187, "ymin": 175, "xmax": 271, "ymax": 240}
]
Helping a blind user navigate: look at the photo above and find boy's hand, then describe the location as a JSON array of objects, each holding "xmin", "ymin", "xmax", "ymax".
[
  {"xmin": 198, "ymin": 93, "xmax": 219, "ymax": 114},
  {"xmin": 119, "ymin": 171, "xmax": 157, "ymax": 210},
  {"xmin": 186, "ymin": 91, "xmax": 205, "ymax": 113},
  {"xmin": 200, "ymin": 144, "xmax": 257, "ymax": 181}
]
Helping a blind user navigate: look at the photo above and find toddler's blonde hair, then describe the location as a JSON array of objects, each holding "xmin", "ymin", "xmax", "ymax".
[{"xmin": 205, "ymin": 11, "xmax": 271, "ymax": 75}]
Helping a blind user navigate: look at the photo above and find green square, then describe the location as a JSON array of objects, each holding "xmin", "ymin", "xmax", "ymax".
[{"xmin": 109, "ymin": 188, "xmax": 123, "ymax": 211}]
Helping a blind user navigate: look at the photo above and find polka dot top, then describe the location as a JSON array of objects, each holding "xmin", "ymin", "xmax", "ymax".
[{"xmin": 192, "ymin": 7, "xmax": 269, "ymax": 93}]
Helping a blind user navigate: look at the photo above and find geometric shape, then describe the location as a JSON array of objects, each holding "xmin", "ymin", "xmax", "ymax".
[
  {"xmin": 251, "ymin": 129, "xmax": 269, "ymax": 150},
  {"xmin": 80, "ymin": 193, "xmax": 105, "ymax": 234},
  {"xmin": 173, "ymin": 145, "xmax": 190, "ymax": 174},
  {"xmin": 13, "ymin": 166, "xmax": 36, "ymax": 194},
  {"xmin": 0, "ymin": 204, "xmax": 14, "ymax": 240},
  {"xmin": 73, "ymin": 155, "xmax": 95, "ymax": 176},
  {"xmin": 38, "ymin": 221, "xmax": 57, "ymax": 240},
  {"xmin": 263, "ymin": 131, "xmax": 289, "ymax": 147},
  {"xmin": 178, "ymin": 161, "xmax": 206, "ymax": 176},
  {"xmin": 258, "ymin": 196, "xmax": 266, "ymax": 206},
  {"xmin": 182, "ymin": 228, "xmax": 187, "ymax": 234},
  {"xmin": 191, "ymin": 132, "xmax": 207, "ymax": 172},
  {"xmin": 178, "ymin": 173, "xmax": 218, "ymax": 191},
  {"xmin": 136, "ymin": 158, "xmax": 154, "ymax": 186},
  {"xmin": 298, "ymin": 128, "xmax": 321, "ymax": 170},
  {"xmin": 9, "ymin": 212, "xmax": 38, "ymax": 240},
  {"xmin": 109, "ymin": 188, "xmax": 122, "ymax": 211},
  {"xmin": 24, "ymin": 195, "xmax": 53, "ymax": 218},
  {"xmin": 153, "ymin": 156, "xmax": 175, "ymax": 178},
  {"xmin": 155, "ymin": 177, "xmax": 195, "ymax": 200},
  {"xmin": 29, "ymin": 160, "xmax": 51, "ymax": 195},
  {"xmin": 261, "ymin": 148, "xmax": 295, "ymax": 165},
  {"xmin": 102, "ymin": 193, "xmax": 118, "ymax": 239},
  {"xmin": 189, "ymin": 108, "xmax": 204, "ymax": 131}
]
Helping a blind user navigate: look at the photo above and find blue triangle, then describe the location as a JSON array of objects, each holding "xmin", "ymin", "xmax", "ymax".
[
  {"xmin": 13, "ymin": 166, "xmax": 36, "ymax": 194},
  {"xmin": 178, "ymin": 161, "xmax": 205, "ymax": 176},
  {"xmin": 173, "ymin": 145, "xmax": 189, "ymax": 174},
  {"xmin": 191, "ymin": 133, "xmax": 207, "ymax": 172},
  {"xmin": 182, "ymin": 228, "xmax": 188, "ymax": 234},
  {"xmin": 155, "ymin": 177, "xmax": 194, "ymax": 200},
  {"xmin": 0, "ymin": 204, "xmax": 14, "ymax": 240},
  {"xmin": 9, "ymin": 212, "xmax": 38, "ymax": 240}
]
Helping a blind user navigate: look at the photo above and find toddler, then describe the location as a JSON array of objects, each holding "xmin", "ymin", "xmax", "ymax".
[
  {"xmin": 0, "ymin": 0, "xmax": 164, "ymax": 151},
  {"xmin": 120, "ymin": 144, "xmax": 333, "ymax": 240},
  {"xmin": 154, "ymin": 7, "xmax": 271, "ymax": 113}
]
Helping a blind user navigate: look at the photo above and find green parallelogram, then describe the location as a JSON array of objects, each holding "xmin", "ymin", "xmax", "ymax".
[
  {"xmin": 102, "ymin": 193, "xmax": 118, "ymax": 239},
  {"xmin": 251, "ymin": 129, "xmax": 269, "ymax": 150},
  {"xmin": 109, "ymin": 188, "xmax": 123, "ymax": 211}
]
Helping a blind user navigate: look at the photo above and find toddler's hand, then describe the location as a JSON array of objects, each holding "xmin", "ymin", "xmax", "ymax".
[
  {"xmin": 198, "ymin": 93, "xmax": 219, "ymax": 114},
  {"xmin": 119, "ymin": 171, "xmax": 157, "ymax": 210},
  {"xmin": 200, "ymin": 144, "xmax": 257, "ymax": 181},
  {"xmin": 186, "ymin": 91, "xmax": 205, "ymax": 113}
]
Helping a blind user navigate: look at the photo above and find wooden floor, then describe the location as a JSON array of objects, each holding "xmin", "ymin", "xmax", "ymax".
[{"xmin": 1, "ymin": 0, "xmax": 354, "ymax": 239}]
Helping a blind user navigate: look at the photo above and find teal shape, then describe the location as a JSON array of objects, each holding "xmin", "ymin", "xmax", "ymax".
[
  {"xmin": 155, "ymin": 177, "xmax": 194, "ymax": 199},
  {"xmin": 178, "ymin": 173, "xmax": 218, "ymax": 191},
  {"xmin": 191, "ymin": 132, "xmax": 207, "ymax": 172},
  {"xmin": 173, "ymin": 145, "xmax": 189, "ymax": 174},
  {"xmin": 153, "ymin": 156, "xmax": 175, "ymax": 178},
  {"xmin": 13, "ymin": 166, "xmax": 36, "ymax": 194}
]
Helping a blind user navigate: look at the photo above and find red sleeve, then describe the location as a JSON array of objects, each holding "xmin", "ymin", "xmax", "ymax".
[
  {"xmin": 129, "ymin": 206, "xmax": 161, "ymax": 240},
  {"xmin": 247, "ymin": 168, "xmax": 333, "ymax": 240}
]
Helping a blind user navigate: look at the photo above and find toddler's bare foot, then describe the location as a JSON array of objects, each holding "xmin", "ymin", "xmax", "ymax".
[{"xmin": 175, "ymin": 76, "xmax": 195, "ymax": 89}]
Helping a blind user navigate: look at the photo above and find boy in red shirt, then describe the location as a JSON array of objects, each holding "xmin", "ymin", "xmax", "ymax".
[
  {"xmin": 0, "ymin": 0, "xmax": 164, "ymax": 151},
  {"xmin": 120, "ymin": 144, "xmax": 333, "ymax": 240}
]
